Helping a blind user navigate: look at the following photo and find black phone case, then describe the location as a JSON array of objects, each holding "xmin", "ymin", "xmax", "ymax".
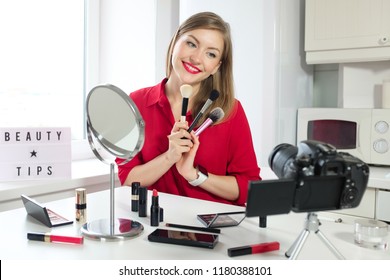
[{"xmin": 148, "ymin": 229, "xmax": 218, "ymax": 249}]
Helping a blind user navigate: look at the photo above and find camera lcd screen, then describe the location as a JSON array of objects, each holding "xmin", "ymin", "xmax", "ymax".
[
  {"xmin": 246, "ymin": 179, "xmax": 296, "ymax": 217},
  {"xmin": 148, "ymin": 229, "xmax": 218, "ymax": 249}
]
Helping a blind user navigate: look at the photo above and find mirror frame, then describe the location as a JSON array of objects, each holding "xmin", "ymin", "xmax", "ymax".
[{"xmin": 86, "ymin": 84, "xmax": 145, "ymax": 163}]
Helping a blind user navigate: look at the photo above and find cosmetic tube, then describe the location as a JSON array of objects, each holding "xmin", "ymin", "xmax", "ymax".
[
  {"xmin": 75, "ymin": 188, "xmax": 87, "ymax": 223},
  {"xmin": 159, "ymin": 207, "xmax": 164, "ymax": 222},
  {"xmin": 228, "ymin": 241, "xmax": 279, "ymax": 257},
  {"xmin": 138, "ymin": 186, "xmax": 148, "ymax": 217},
  {"xmin": 131, "ymin": 182, "xmax": 140, "ymax": 212},
  {"xmin": 150, "ymin": 189, "xmax": 160, "ymax": 226},
  {"xmin": 27, "ymin": 232, "xmax": 83, "ymax": 245}
]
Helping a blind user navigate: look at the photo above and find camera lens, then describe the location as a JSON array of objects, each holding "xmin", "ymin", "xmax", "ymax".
[{"xmin": 268, "ymin": 143, "xmax": 298, "ymax": 178}]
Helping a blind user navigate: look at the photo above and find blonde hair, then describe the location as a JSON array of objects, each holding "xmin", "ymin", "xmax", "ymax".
[{"xmin": 166, "ymin": 12, "xmax": 235, "ymax": 125}]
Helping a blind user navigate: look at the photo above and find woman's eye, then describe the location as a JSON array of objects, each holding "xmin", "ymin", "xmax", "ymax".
[
  {"xmin": 187, "ymin": 41, "xmax": 196, "ymax": 48},
  {"xmin": 207, "ymin": 52, "xmax": 217, "ymax": 59}
]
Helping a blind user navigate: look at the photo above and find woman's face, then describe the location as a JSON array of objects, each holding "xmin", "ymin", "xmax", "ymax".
[{"xmin": 170, "ymin": 28, "xmax": 224, "ymax": 88}]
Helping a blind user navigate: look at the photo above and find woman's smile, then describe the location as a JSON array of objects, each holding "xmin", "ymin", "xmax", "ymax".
[{"xmin": 182, "ymin": 61, "xmax": 201, "ymax": 74}]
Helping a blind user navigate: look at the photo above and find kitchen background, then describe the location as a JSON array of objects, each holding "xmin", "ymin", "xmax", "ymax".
[{"xmin": 1, "ymin": 0, "xmax": 390, "ymax": 219}]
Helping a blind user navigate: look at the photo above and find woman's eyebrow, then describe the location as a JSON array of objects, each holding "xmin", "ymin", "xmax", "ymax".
[{"xmin": 188, "ymin": 34, "xmax": 221, "ymax": 53}]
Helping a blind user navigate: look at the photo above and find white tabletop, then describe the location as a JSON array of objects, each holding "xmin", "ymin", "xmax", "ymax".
[{"xmin": 0, "ymin": 187, "xmax": 389, "ymax": 260}]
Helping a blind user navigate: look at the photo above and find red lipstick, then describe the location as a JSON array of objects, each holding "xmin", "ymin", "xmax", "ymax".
[
  {"xmin": 27, "ymin": 232, "xmax": 84, "ymax": 245},
  {"xmin": 183, "ymin": 62, "xmax": 201, "ymax": 74},
  {"xmin": 227, "ymin": 241, "xmax": 280, "ymax": 257},
  {"xmin": 150, "ymin": 189, "xmax": 160, "ymax": 227}
]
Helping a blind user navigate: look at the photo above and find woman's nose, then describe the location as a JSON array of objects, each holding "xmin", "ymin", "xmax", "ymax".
[{"xmin": 189, "ymin": 50, "xmax": 202, "ymax": 64}]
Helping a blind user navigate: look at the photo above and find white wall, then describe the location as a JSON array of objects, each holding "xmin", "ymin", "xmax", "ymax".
[
  {"xmin": 99, "ymin": 0, "xmax": 156, "ymax": 93},
  {"xmin": 313, "ymin": 61, "xmax": 390, "ymax": 109},
  {"xmin": 339, "ymin": 61, "xmax": 390, "ymax": 108},
  {"xmin": 313, "ymin": 64, "xmax": 339, "ymax": 107}
]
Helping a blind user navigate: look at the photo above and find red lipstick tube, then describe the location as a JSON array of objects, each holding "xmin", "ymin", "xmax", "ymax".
[
  {"xmin": 228, "ymin": 241, "xmax": 279, "ymax": 257},
  {"xmin": 27, "ymin": 232, "xmax": 84, "ymax": 245},
  {"xmin": 150, "ymin": 189, "xmax": 160, "ymax": 226}
]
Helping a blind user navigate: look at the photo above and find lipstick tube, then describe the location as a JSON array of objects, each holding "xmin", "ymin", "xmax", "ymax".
[
  {"xmin": 150, "ymin": 189, "xmax": 160, "ymax": 226},
  {"xmin": 131, "ymin": 182, "xmax": 140, "ymax": 212},
  {"xmin": 75, "ymin": 188, "xmax": 87, "ymax": 223},
  {"xmin": 27, "ymin": 232, "xmax": 83, "ymax": 245},
  {"xmin": 138, "ymin": 186, "xmax": 148, "ymax": 217},
  {"xmin": 228, "ymin": 241, "xmax": 280, "ymax": 257}
]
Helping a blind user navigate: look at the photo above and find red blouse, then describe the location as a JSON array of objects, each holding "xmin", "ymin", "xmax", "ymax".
[{"xmin": 117, "ymin": 79, "xmax": 261, "ymax": 206}]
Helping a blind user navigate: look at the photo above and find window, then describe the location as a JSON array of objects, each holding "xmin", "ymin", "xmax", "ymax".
[
  {"xmin": 0, "ymin": 0, "xmax": 85, "ymax": 140},
  {"xmin": 0, "ymin": 0, "xmax": 158, "ymax": 160}
]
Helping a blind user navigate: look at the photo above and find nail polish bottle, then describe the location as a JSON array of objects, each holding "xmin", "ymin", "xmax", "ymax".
[{"xmin": 150, "ymin": 189, "xmax": 160, "ymax": 226}]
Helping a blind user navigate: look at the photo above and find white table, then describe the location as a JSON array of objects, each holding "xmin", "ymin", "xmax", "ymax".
[{"xmin": 0, "ymin": 187, "xmax": 389, "ymax": 260}]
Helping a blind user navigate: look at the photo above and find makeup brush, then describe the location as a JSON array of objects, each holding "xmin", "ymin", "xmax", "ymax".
[
  {"xmin": 194, "ymin": 107, "xmax": 225, "ymax": 136},
  {"xmin": 180, "ymin": 84, "xmax": 193, "ymax": 122},
  {"xmin": 187, "ymin": 89, "xmax": 220, "ymax": 133}
]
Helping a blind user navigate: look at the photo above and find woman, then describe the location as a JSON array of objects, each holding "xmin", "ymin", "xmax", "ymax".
[{"xmin": 117, "ymin": 12, "xmax": 260, "ymax": 206}]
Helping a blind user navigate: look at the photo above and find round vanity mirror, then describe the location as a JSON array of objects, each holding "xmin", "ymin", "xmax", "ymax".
[
  {"xmin": 82, "ymin": 84, "xmax": 145, "ymax": 240},
  {"xmin": 86, "ymin": 84, "xmax": 144, "ymax": 162}
]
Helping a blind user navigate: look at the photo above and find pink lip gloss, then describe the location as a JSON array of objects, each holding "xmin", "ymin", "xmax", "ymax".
[{"xmin": 27, "ymin": 232, "xmax": 84, "ymax": 245}]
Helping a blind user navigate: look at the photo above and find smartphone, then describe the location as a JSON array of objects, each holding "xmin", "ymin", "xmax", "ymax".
[{"xmin": 148, "ymin": 228, "xmax": 218, "ymax": 249}]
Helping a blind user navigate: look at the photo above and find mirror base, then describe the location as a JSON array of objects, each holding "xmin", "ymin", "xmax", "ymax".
[{"xmin": 81, "ymin": 218, "xmax": 144, "ymax": 241}]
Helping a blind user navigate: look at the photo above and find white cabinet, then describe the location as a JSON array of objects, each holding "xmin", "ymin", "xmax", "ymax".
[
  {"xmin": 305, "ymin": 0, "xmax": 390, "ymax": 64},
  {"xmin": 376, "ymin": 189, "xmax": 390, "ymax": 221}
]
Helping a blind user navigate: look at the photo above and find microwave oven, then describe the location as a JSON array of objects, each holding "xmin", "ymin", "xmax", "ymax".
[{"xmin": 297, "ymin": 108, "xmax": 390, "ymax": 166}]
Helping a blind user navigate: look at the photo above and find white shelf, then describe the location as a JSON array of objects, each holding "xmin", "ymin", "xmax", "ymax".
[{"xmin": 0, "ymin": 158, "xmax": 116, "ymax": 212}]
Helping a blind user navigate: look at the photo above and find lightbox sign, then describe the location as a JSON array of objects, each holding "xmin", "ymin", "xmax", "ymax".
[{"xmin": 0, "ymin": 127, "xmax": 71, "ymax": 180}]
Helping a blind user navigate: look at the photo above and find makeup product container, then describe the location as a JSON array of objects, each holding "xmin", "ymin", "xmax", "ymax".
[
  {"xmin": 150, "ymin": 189, "xmax": 160, "ymax": 226},
  {"xmin": 131, "ymin": 182, "xmax": 140, "ymax": 212},
  {"xmin": 354, "ymin": 219, "xmax": 388, "ymax": 250},
  {"xmin": 138, "ymin": 186, "xmax": 148, "ymax": 217},
  {"xmin": 75, "ymin": 188, "xmax": 87, "ymax": 223}
]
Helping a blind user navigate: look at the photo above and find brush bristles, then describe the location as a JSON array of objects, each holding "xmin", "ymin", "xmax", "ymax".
[
  {"xmin": 209, "ymin": 107, "xmax": 224, "ymax": 122},
  {"xmin": 209, "ymin": 90, "xmax": 220, "ymax": 101},
  {"xmin": 180, "ymin": 84, "xmax": 193, "ymax": 98}
]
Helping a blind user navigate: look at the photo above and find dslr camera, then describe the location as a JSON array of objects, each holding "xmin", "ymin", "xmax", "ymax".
[
  {"xmin": 246, "ymin": 140, "xmax": 369, "ymax": 217},
  {"xmin": 267, "ymin": 140, "xmax": 369, "ymax": 212}
]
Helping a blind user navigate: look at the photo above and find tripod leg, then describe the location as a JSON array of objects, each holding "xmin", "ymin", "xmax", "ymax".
[
  {"xmin": 285, "ymin": 229, "xmax": 309, "ymax": 259},
  {"xmin": 288, "ymin": 229, "xmax": 310, "ymax": 260},
  {"xmin": 316, "ymin": 230, "xmax": 345, "ymax": 260}
]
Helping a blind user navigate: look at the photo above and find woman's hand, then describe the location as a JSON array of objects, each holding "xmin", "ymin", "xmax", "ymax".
[
  {"xmin": 175, "ymin": 131, "xmax": 200, "ymax": 181},
  {"xmin": 165, "ymin": 121, "xmax": 194, "ymax": 165}
]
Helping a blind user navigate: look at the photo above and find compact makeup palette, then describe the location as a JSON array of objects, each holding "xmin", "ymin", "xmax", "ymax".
[
  {"xmin": 197, "ymin": 211, "xmax": 246, "ymax": 228},
  {"xmin": 21, "ymin": 194, "xmax": 73, "ymax": 227}
]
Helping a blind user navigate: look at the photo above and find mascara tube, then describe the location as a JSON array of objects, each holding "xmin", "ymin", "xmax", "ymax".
[
  {"xmin": 75, "ymin": 188, "xmax": 87, "ymax": 223},
  {"xmin": 131, "ymin": 182, "xmax": 140, "ymax": 212}
]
